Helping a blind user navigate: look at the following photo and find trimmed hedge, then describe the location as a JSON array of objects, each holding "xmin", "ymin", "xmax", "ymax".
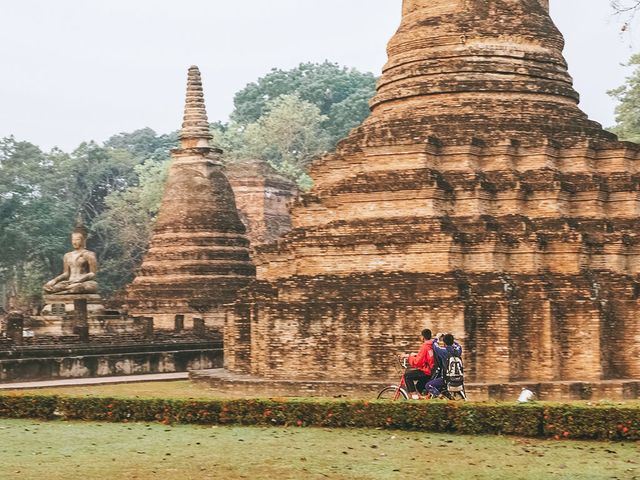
[
  {"xmin": 543, "ymin": 404, "xmax": 640, "ymax": 441},
  {"xmin": 1, "ymin": 394, "xmax": 639, "ymax": 440},
  {"xmin": 0, "ymin": 395, "xmax": 58, "ymax": 419},
  {"xmin": 449, "ymin": 402, "xmax": 544, "ymax": 437}
]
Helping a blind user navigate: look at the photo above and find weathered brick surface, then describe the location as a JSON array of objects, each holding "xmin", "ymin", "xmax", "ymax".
[
  {"xmin": 227, "ymin": 160, "xmax": 297, "ymax": 246},
  {"xmin": 225, "ymin": 0, "xmax": 640, "ymax": 384},
  {"xmin": 227, "ymin": 272, "xmax": 639, "ymax": 382}
]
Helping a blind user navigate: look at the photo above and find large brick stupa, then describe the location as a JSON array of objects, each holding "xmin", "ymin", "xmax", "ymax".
[
  {"xmin": 127, "ymin": 66, "xmax": 255, "ymax": 329},
  {"xmin": 225, "ymin": 0, "xmax": 640, "ymax": 384}
]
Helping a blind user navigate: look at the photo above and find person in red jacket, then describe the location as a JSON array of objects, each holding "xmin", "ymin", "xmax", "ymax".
[{"xmin": 403, "ymin": 328, "xmax": 435, "ymax": 398}]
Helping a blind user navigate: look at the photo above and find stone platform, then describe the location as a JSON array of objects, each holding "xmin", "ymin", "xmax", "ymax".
[
  {"xmin": 189, "ymin": 369, "xmax": 640, "ymax": 401},
  {"xmin": 0, "ymin": 372, "xmax": 189, "ymax": 390},
  {"xmin": 0, "ymin": 335, "xmax": 222, "ymax": 383},
  {"xmin": 41, "ymin": 294, "xmax": 105, "ymax": 316},
  {"xmin": 27, "ymin": 313, "xmax": 136, "ymax": 336}
]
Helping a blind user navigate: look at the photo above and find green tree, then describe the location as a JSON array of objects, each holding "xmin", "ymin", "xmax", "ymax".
[
  {"xmin": 0, "ymin": 130, "xmax": 173, "ymax": 308},
  {"xmin": 231, "ymin": 61, "xmax": 376, "ymax": 146},
  {"xmin": 0, "ymin": 138, "xmax": 76, "ymax": 306},
  {"xmin": 210, "ymin": 121, "xmax": 246, "ymax": 159},
  {"xmin": 1, "ymin": 62, "xmax": 376, "ymax": 305},
  {"xmin": 92, "ymin": 158, "xmax": 170, "ymax": 297},
  {"xmin": 234, "ymin": 95, "xmax": 331, "ymax": 187},
  {"xmin": 62, "ymin": 142, "xmax": 140, "ymax": 222},
  {"xmin": 86, "ymin": 129, "xmax": 175, "ymax": 296},
  {"xmin": 104, "ymin": 127, "xmax": 177, "ymax": 161},
  {"xmin": 609, "ymin": 53, "xmax": 640, "ymax": 143}
]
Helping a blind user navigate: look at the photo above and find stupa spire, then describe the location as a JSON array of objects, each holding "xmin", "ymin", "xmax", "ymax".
[{"xmin": 179, "ymin": 65, "xmax": 213, "ymax": 149}]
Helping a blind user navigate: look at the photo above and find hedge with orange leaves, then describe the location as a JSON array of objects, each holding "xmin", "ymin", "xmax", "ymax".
[{"xmin": 0, "ymin": 394, "xmax": 638, "ymax": 440}]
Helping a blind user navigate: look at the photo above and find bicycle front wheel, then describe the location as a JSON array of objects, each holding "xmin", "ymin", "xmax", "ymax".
[{"xmin": 377, "ymin": 386, "xmax": 408, "ymax": 401}]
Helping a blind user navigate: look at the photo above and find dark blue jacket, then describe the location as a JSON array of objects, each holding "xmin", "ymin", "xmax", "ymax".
[{"xmin": 431, "ymin": 339, "xmax": 462, "ymax": 379}]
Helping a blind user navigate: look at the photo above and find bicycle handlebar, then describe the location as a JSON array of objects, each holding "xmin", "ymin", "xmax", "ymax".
[{"xmin": 394, "ymin": 355, "xmax": 409, "ymax": 370}]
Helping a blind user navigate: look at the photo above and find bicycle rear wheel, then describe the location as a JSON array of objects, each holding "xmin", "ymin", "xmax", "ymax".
[
  {"xmin": 448, "ymin": 390, "xmax": 467, "ymax": 401},
  {"xmin": 377, "ymin": 386, "xmax": 408, "ymax": 401}
]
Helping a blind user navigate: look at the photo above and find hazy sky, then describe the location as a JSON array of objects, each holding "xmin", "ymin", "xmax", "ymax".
[{"xmin": 0, "ymin": 0, "xmax": 637, "ymax": 152}]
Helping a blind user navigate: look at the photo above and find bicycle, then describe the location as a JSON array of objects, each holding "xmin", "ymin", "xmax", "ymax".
[
  {"xmin": 377, "ymin": 356, "xmax": 412, "ymax": 400},
  {"xmin": 376, "ymin": 355, "xmax": 467, "ymax": 401}
]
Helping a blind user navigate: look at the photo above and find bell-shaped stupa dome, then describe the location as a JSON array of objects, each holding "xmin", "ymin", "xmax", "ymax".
[{"xmin": 360, "ymin": 0, "xmax": 612, "ymax": 146}]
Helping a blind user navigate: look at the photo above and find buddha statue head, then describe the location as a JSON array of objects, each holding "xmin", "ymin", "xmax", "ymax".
[{"xmin": 71, "ymin": 222, "xmax": 89, "ymax": 250}]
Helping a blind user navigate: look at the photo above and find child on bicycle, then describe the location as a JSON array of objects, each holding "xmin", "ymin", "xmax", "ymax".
[{"xmin": 425, "ymin": 333, "xmax": 463, "ymax": 398}]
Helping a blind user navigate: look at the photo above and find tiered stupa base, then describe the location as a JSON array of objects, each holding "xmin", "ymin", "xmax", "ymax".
[
  {"xmin": 128, "ymin": 276, "xmax": 254, "ymax": 329},
  {"xmin": 224, "ymin": 138, "xmax": 640, "ymax": 384}
]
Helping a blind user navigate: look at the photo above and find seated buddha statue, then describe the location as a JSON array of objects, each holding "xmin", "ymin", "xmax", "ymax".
[{"xmin": 43, "ymin": 223, "xmax": 98, "ymax": 295}]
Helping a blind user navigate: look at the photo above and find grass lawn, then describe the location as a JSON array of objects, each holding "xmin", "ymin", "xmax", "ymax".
[
  {"xmin": 1, "ymin": 381, "xmax": 225, "ymax": 400},
  {"xmin": 0, "ymin": 419, "xmax": 638, "ymax": 480}
]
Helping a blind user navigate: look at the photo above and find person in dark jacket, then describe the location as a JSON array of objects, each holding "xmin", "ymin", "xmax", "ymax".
[
  {"xmin": 425, "ymin": 333, "xmax": 462, "ymax": 397},
  {"xmin": 403, "ymin": 328, "xmax": 435, "ymax": 399}
]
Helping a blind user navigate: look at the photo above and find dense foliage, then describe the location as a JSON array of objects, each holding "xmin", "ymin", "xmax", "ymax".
[
  {"xmin": 609, "ymin": 53, "xmax": 640, "ymax": 143},
  {"xmin": 1, "ymin": 394, "xmax": 639, "ymax": 440},
  {"xmin": 0, "ymin": 129, "xmax": 176, "ymax": 307},
  {"xmin": 215, "ymin": 62, "xmax": 376, "ymax": 187},
  {"xmin": 0, "ymin": 62, "xmax": 376, "ymax": 309},
  {"xmin": 230, "ymin": 61, "xmax": 376, "ymax": 145}
]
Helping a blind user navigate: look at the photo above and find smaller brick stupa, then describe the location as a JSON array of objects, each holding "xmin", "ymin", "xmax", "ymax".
[{"xmin": 126, "ymin": 66, "xmax": 255, "ymax": 329}]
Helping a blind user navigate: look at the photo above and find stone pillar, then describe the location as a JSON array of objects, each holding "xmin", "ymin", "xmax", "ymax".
[
  {"xmin": 6, "ymin": 312, "xmax": 24, "ymax": 346},
  {"xmin": 174, "ymin": 314, "xmax": 185, "ymax": 333},
  {"xmin": 74, "ymin": 299, "xmax": 89, "ymax": 342},
  {"xmin": 538, "ymin": 0, "xmax": 549, "ymax": 12},
  {"xmin": 193, "ymin": 318, "xmax": 206, "ymax": 337},
  {"xmin": 553, "ymin": 301, "xmax": 602, "ymax": 382},
  {"xmin": 224, "ymin": 304, "xmax": 252, "ymax": 374},
  {"xmin": 142, "ymin": 317, "xmax": 154, "ymax": 340}
]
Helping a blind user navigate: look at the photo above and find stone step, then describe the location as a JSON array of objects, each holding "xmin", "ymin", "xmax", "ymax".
[{"xmin": 189, "ymin": 369, "xmax": 640, "ymax": 401}]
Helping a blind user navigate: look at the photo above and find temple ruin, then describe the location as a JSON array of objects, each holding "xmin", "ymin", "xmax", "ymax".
[
  {"xmin": 223, "ymin": 0, "xmax": 640, "ymax": 387},
  {"xmin": 227, "ymin": 160, "xmax": 298, "ymax": 246},
  {"xmin": 1, "ymin": 211, "xmax": 222, "ymax": 383},
  {"xmin": 126, "ymin": 66, "xmax": 256, "ymax": 329}
]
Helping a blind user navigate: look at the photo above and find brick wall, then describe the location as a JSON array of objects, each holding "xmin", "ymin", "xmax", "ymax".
[{"xmin": 227, "ymin": 271, "xmax": 640, "ymax": 383}]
